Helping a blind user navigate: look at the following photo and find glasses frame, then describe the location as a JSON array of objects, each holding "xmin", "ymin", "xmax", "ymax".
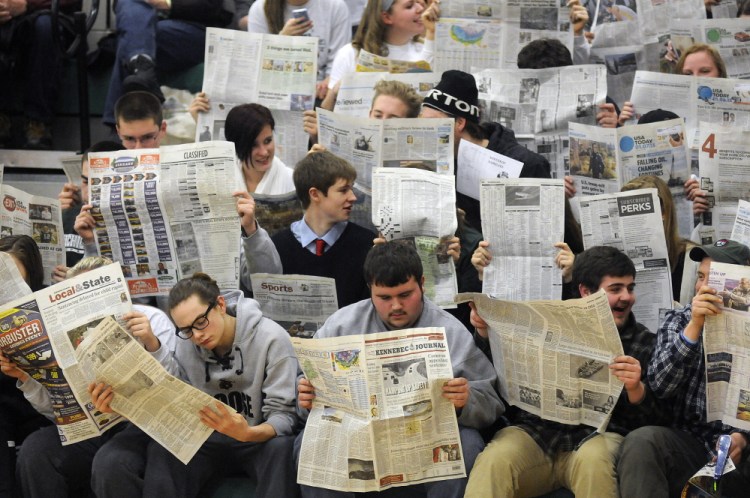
[
  {"xmin": 119, "ymin": 129, "xmax": 161, "ymax": 147},
  {"xmin": 176, "ymin": 300, "xmax": 216, "ymax": 340}
]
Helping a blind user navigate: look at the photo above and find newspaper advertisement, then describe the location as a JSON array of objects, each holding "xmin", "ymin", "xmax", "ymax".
[
  {"xmin": 730, "ymin": 200, "xmax": 750, "ymax": 249},
  {"xmin": 0, "ymin": 251, "xmax": 31, "ymax": 306},
  {"xmin": 476, "ymin": 65, "xmax": 607, "ymax": 138},
  {"xmin": 317, "ymin": 109, "xmax": 454, "ymax": 191},
  {"xmin": 334, "ymin": 72, "xmax": 441, "ymax": 117},
  {"xmin": 694, "ymin": 18, "xmax": 750, "ymax": 80},
  {"xmin": 579, "ymin": 188, "xmax": 673, "ymax": 332},
  {"xmin": 0, "ymin": 264, "xmax": 131, "ymax": 445},
  {"xmin": 697, "ymin": 123, "xmax": 750, "ymax": 245},
  {"xmin": 371, "ymin": 167, "xmax": 457, "ymax": 241},
  {"xmin": 202, "ymin": 28, "xmax": 317, "ymax": 111},
  {"xmin": 0, "ymin": 184, "xmax": 64, "ymax": 286},
  {"xmin": 456, "ymin": 139, "xmax": 524, "ymax": 201},
  {"xmin": 196, "ymin": 103, "xmax": 309, "ymax": 169},
  {"xmin": 89, "ymin": 142, "xmax": 243, "ymax": 295},
  {"xmin": 253, "ymin": 191, "xmax": 304, "ymax": 237},
  {"xmin": 293, "ymin": 328, "xmax": 465, "ymax": 492},
  {"xmin": 74, "ymin": 316, "xmax": 218, "ymax": 464},
  {"xmin": 704, "ymin": 262, "xmax": 750, "ymax": 431},
  {"xmin": 455, "ymin": 291, "xmax": 624, "ymax": 431},
  {"xmin": 355, "ymin": 49, "xmax": 431, "ymax": 74},
  {"xmin": 479, "ymin": 179, "xmax": 565, "ymax": 301},
  {"xmin": 250, "ymin": 273, "xmax": 338, "ymax": 338},
  {"xmin": 433, "ymin": 19, "xmax": 503, "ymax": 74}
]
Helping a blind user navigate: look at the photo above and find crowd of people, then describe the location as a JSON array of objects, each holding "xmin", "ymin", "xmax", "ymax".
[{"xmin": 3, "ymin": 0, "xmax": 750, "ymax": 497}]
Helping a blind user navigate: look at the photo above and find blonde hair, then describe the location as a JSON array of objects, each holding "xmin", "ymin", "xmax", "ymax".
[
  {"xmin": 352, "ymin": 0, "xmax": 421, "ymax": 56},
  {"xmin": 675, "ymin": 44, "xmax": 728, "ymax": 78},
  {"xmin": 621, "ymin": 176, "xmax": 689, "ymax": 272},
  {"xmin": 371, "ymin": 80, "xmax": 423, "ymax": 117},
  {"xmin": 67, "ymin": 256, "xmax": 114, "ymax": 278}
]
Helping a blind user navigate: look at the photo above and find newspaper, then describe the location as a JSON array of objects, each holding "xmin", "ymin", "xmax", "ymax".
[
  {"xmin": 455, "ymin": 290, "xmax": 624, "ymax": 431},
  {"xmin": 637, "ymin": 0, "xmax": 705, "ymax": 39},
  {"xmin": 0, "ymin": 184, "xmax": 64, "ymax": 286},
  {"xmin": 202, "ymin": 28, "xmax": 317, "ymax": 111},
  {"xmin": 334, "ymin": 72, "xmax": 441, "ymax": 117},
  {"xmin": 0, "ymin": 251, "xmax": 31, "ymax": 306},
  {"xmin": 681, "ymin": 458, "xmax": 737, "ymax": 498},
  {"xmin": 730, "ymin": 200, "xmax": 750, "ymax": 249},
  {"xmin": 475, "ymin": 65, "xmax": 607, "ymax": 138},
  {"xmin": 0, "ymin": 264, "xmax": 130, "ymax": 444},
  {"xmin": 371, "ymin": 167, "xmax": 457, "ymax": 241},
  {"xmin": 694, "ymin": 18, "xmax": 750, "ymax": 79},
  {"xmin": 569, "ymin": 118, "xmax": 689, "ymax": 197},
  {"xmin": 456, "ymin": 139, "xmax": 524, "ymax": 201},
  {"xmin": 61, "ymin": 155, "xmax": 83, "ymax": 185},
  {"xmin": 293, "ymin": 328, "xmax": 465, "ymax": 492},
  {"xmin": 355, "ymin": 50, "xmax": 431, "ymax": 73},
  {"xmin": 533, "ymin": 133, "xmax": 570, "ymax": 180},
  {"xmin": 697, "ymin": 123, "xmax": 750, "ymax": 245},
  {"xmin": 411, "ymin": 236, "xmax": 459, "ymax": 310},
  {"xmin": 74, "ymin": 316, "xmax": 218, "ymax": 464},
  {"xmin": 433, "ymin": 19, "xmax": 503, "ymax": 74},
  {"xmin": 250, "ymin": 273, "xmax": 338, "ymax": 338},
  {"xmin": 479, "ymin": 179, "xmax": 565, "ymax": 301},
  {"xmin": 579, "ymin": 188, "xmax": 673, "ymax": 332},
  {"xmin": 253, "ymin": 191, "xmax": 304, "ymax": 237},
  {"xmin": 317, "ymin": 109, "xmax": 455, "ymax": 191},
  {"xmin": 88, "ymin": 142, "xmax": 243, "ymax": 296},
  {"xmin": 196, "ymin": 104, "xmax": 309, "ymax": 169},
  {"xmin": 704, "ymin": 262, "xmax": 750, "ymax": 431}
]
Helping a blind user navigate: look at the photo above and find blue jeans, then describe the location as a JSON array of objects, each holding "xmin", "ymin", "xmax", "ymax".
[{"xmin": 102, "ymin": 0, "xmax": 206, "ymax": 125}]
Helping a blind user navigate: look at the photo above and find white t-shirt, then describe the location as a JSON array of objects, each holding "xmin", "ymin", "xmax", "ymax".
[
  {"xmin": 255, "ymin": 156, "xmax": 296, "ymax": 195},
  {"xmin": 247, "ymin": 0, "xmax": 352, "ymax": 81},
  {"xmin": 327, "ymin": 38, "xmax": 434, "ymax": 88}
]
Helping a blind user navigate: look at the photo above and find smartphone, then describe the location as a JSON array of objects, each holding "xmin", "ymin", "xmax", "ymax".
[{"xmin": 292, "ymin": 8, "xmax": 310, "ymax": 22}]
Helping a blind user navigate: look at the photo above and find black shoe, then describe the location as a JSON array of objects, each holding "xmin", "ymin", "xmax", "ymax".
[
  {"xmin": 122, "ymin": 54, "xmax": 165, "ymax": 102},
  {"xmin": 23, "ymin": 119, "xmax": 53, "ymax": 150}
]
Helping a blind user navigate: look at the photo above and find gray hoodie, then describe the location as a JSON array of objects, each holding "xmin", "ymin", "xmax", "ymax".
[{"xmin": 166, "ymin": 290, "xmax": 299, "ymax": 436}]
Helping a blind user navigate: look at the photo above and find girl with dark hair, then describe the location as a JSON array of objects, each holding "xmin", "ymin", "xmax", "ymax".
[
  {"xmin": 0, "ymin": 235, "xmax": 44, "ymax": 291},
  {"xmin": 224, "ymin": 103, "xmax": 295, "ymax": 195},
  {"xmin": 89, "ymin": 273, "xmax": 300, "ymax": 497}
]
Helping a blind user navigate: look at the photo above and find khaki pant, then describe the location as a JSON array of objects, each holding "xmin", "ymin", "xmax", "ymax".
[{"xmin": 464, "ymin": 426, "xmax": 622, "ymax": 498}]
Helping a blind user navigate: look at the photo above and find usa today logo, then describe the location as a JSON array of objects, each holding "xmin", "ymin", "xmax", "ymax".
[{"xmin": 619, "ymin": 136, "xmax": 635, "ymax": 153}]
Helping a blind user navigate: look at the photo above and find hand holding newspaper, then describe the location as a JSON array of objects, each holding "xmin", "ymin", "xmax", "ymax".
[{"xmin": 293, "ymin": 328, "xmax": 466, "ymax": 492}]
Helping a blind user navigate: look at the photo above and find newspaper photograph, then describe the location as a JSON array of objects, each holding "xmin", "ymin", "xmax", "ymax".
[
  {"xmin": 730, "ymin": 200, "xmax": 750, "ymax": 249},
  {"xmin": 455, "ymin": 291, "xmax": 624, "ymax": 432},
  {"xmin": 704, "ymin": 262, "xmax": 750, "ymax": 431},
  {"xmin": 334, "ymin": 72, "xmax": 441, "ymax": 117},
  {"xmin": 697, "ymin": 123, "xmax": 750, "ymax": 245},
  {"xmin": 479, "ymin": 178, "xmax": 565, "ymax": 301},
  {"xmin": 0, "ymin": 184, "xmax": 64, "ymax": 286},
  {"xmin": 0, "ymin": 264, "xmax": 131, "ymax": 445},
  {"xmin": 456, "ymin": 139, "xmax": 524, "ymax": 201},
  {"xmin": 253, "ymin": 191, "xmax": 304, "ymax": 237},
  {"xmin": 476, "ymin": 64, "xmax": 606, "ymax": 138},
  {"xmin": 433, "ymin": 19, "xmax": 503, "ymax": 74},
  {"xmin": 355, "ymin": 49, "xmax": 431, "ymax": 74},
  {"xmin": 202, "ymin": 28, "xmax": 317, "ymax": 111},
  {"xmin": 250, "ymin": 273, "xmax": 338, "ymax": 338},
  {"xmin": 74, "ymin": 316, "xmax": 218, "ymax": 464},
  {"xmin": 578, "ymin": 188, "xmax": 673, "ymax": 331},
  {"xmin": 317, "ymin": 110, "xmax": 454, "ymax": 191},
  {"xmin": 293, "ymin": 328, "xmax": 465, "ymax": 492},
  {"xmin": 371, "ymin": 167, "xmax": 457, "ymax": 241}
]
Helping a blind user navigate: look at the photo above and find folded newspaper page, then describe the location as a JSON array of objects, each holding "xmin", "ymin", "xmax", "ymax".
[
  {"xmin": 479, "ymin": 178, "xmax": 565, "ymax": 301},
  {"xmin": 411, "ymin": 236, "xmax": 459, "ymax": 310},
  {"xmin": 75, "ymin": 316, "xmax": 218, "ymax": 464},
  {"xmin": 697, "ymin": 123, "xmax": 750, "ymax": 245},
  {"xmin": 680, "ymin": 458, "xmax": 736, "ymax": 498},
  {"xmin": 704, "ymin": 262, "xmax": 750, "ymax": 431},
  {"xmin": 293, "ymin": 328, "xmax": 465, "ymax": 492},
  {"xmin": 334, "ymin": 72, "xmax": 441, "ymax": 117},
  {"xmin": 356, "ymin": 50, "xmax": 431, "ymax": 73},
  {"xmin": 569, "ymin": 117, "xmax": 689, "ymax": 197},
  {"xmin": 317, "ymin": 109, "xmax": 455, "ymax": 191},
  {"xmin": 638, "ymin": 0, "xmax": 704, "ymax": 39},
  {"xmin": 730, "ymin": 200, "xmax": 750, "ymax": 249},
  {"xmin": 456, "ymin": 139, "xmax": 524, "ymax": 201},
  {"xmin": 0, "ymin": 252, "xmax": 31, "ymax": 306},
  {"xmin": 455, "ymin": 291, "xmax": 623, "ymax": 432},
  {"xmin": 251, "ymin": 273, "xmax": 338, "ymax": 337},
  {"xmin": 475, "ymin": 65, "xmax": 607, "ymax": 138},
  {"xmin": 0, "ymin": 264, "xmax": 131, "ymax": 444},
  {"xmin": 579, "ymin": 188, "xmax": 673, "ymax": 331},
  {"xmin": 88, "ymin": 142, "xmax": 243, "ymax": 295},
  {"xmin": 1, "ymin": 184, "xmax": 64, "ymax": 286}
]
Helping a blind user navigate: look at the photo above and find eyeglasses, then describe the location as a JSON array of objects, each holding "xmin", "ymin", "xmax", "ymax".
[
  {"xmin": 119, "ymin": 130, "xmax": 160, "ymax": 147},
  {"xmin": 175, "ymin": 301, "xmax": 216, "ymax": 340}
]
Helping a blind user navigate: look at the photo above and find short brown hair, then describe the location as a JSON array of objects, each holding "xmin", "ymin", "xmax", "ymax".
[
  {"xmin": 371, "ymin": 80, "xmax": 422, "ymax": 118},
  {"xmin": 114, "ymin": 91, "xmax": 164, "ymax": 126},
  {"xmin": 293, "ymin": 151, "xmax": 356, "ymax": 209}
]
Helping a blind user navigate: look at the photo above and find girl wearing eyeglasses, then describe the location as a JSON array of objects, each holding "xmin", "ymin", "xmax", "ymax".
[{"xmin": 89, "ymin": 273, "xmax": 300, "ymax": 498}]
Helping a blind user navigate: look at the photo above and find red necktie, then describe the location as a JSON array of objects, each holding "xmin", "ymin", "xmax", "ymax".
[{"xmin": 315, "ymin": 239, "xmax": 326, "ymax": 256}]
